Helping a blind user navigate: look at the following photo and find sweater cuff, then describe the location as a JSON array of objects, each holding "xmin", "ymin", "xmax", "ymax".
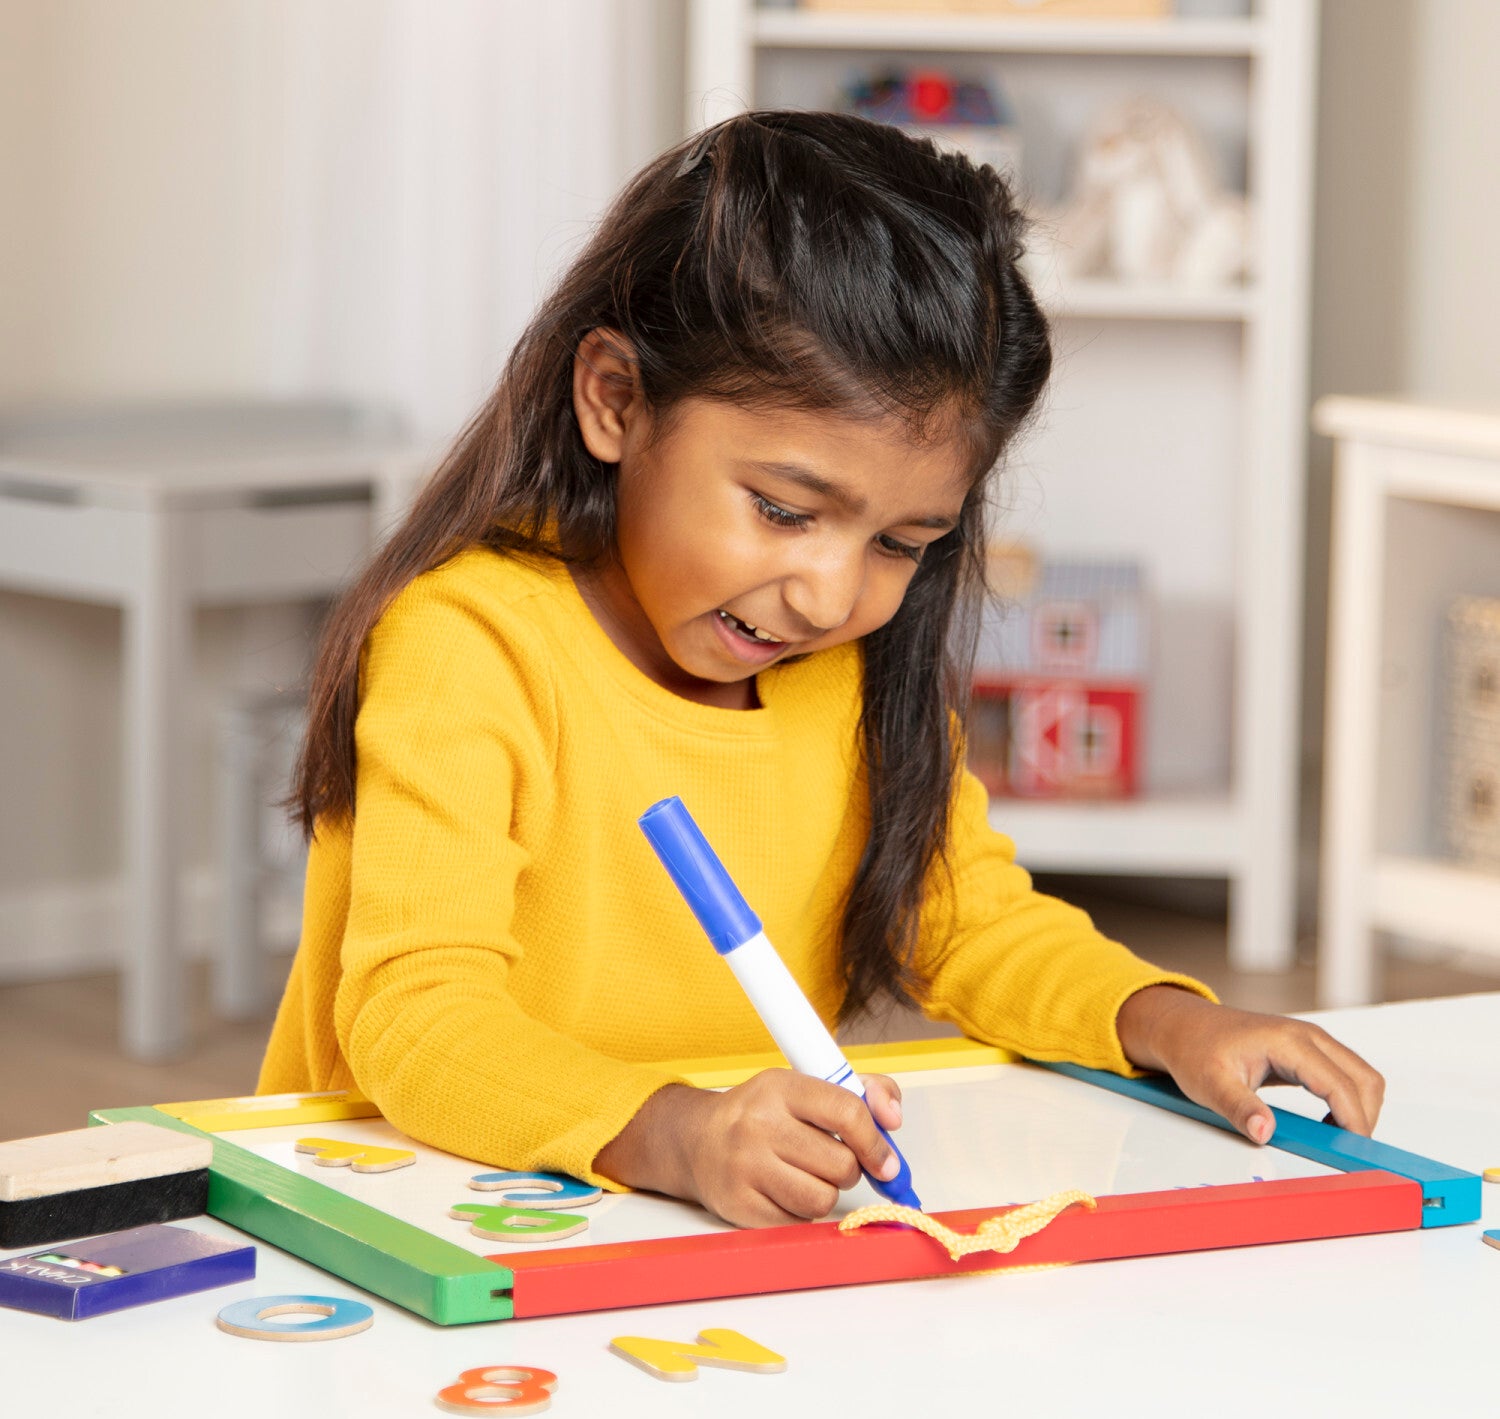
[
  {"xmin": 563, "ymin": 1067, "xmax": 687, "ymax": 1192},
  {"xmin": 1009, "ymin": 969, "xmax": 1218, "ymax": 1078},
  {"xmin": 1104, "ymin": 973, "xmax": 1219, "ymax": 1077}
]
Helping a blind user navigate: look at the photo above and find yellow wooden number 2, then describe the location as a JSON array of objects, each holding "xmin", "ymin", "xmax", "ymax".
[
  {"xmin": 434, "ymin": 1365, "xmax": 559, "ymax": 1415},
  {"xmin": 608, "ymin": 1328, "xmax": 787, "ymax": 1383}
]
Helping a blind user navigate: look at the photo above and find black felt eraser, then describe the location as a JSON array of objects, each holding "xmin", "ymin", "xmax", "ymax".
[{"xmin": 0, "ymin": 1122, "xmax": 213, "ymax": 1250}]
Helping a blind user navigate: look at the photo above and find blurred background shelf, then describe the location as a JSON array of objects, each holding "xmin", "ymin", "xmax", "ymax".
[
  {"xmin": 1317, "ymin": 396, "xmax": 1500, "ymax": 1005},
  {"xmin": 1049, "ymin": 278, "xmax": 1258, "ymax": 321},
  {"xmin": 1369, "ymin": 856, "xmax": 1500, "ymax": 959},
  {"xmin": 753, "ymin": 11, "xmax": 1264, "ymax": 57},
  {"xmin": 690, "ymin": 1, "xmax": 1316, "ymax": 974},
  {"xmin": 990, "ymin": 792, "xmax": 1240, "ymax": 874}
]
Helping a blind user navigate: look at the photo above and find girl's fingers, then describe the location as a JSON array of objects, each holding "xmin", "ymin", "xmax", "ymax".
[
  {"xmin": 1307, "ymin": 1031, "xmax": 1385, "ymax": 1130},
  {"xmin": 858, "ymin": 1073, "xmax": 903, "ymax": 1131},
  {"xmin": 761, "ymin": 1162, "xmax": 843, "ymax": 1222},
  {"xmin": 732, "ymin": 1188, "xmax": 811, "ymax": 1229},
  {"xmin": 774, "ymin": 1121, "xmax": 863, "ymax": 1193},
  {"xmin": 1264, "ymin": 1039, "xmax": 1379, "ymax": 1137},
  {"xmin": 1190, "ymin": 1069, "xmax": 1277, "ymax": 1146},
  {"xmin": 785, "ymin": 1075, "xmax": 898, "ymax": 1183},
  {"xmin": 1197, "ymin": 1039, "xmax": 1376, "ymax": 1146}
]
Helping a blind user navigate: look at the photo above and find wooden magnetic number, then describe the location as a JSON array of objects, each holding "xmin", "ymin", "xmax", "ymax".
[
  {"xmin": 448, "ymin": 1203, "xmax": 588, "ymax": 1243},
  {"xmin": 434, "ymin": 1366, "xmax": 558, "ymax": 1416},
  {"xmin": 215, "ymin": 1294, "xmax": 374, "ymax": 1342},
  {"xmin": 608, "ymin": 1328, "xmax": 787, "ymax": 1383},
  {"xmin": 295, "ymin": 1137, "xmax": 415, "ymax": 1173},
  {"xmin": 467, "ymin": 1170, "xmax": 602, "ymax": 1210}
]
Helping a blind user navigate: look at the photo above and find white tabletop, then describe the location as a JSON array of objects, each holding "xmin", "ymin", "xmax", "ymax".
[{"xmin": 5, "ymin": 993, "xmax": 1498, "ymax": 1419}]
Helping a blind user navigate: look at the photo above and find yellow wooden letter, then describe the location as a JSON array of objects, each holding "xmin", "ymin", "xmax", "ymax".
[
  {"xmin": 294, "ymin": 1137, "xmax": 415, "ymax": 1173},
  {"xmin": 608, "ymin": 1328, "xmax": 787, "ymax": 1383}
]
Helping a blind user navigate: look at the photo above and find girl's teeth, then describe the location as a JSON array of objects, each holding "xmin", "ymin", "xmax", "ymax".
[{"xmin": 719, "ymin": 609, "xmax": 781, "ymax": 644}]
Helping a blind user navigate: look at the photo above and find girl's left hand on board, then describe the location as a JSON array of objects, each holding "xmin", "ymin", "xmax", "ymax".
[{"xmin": 1115, "ymin": 986, "xmax": 1386, "ymax": 1145}]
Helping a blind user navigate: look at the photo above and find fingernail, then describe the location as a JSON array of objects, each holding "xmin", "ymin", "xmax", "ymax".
[
  {"xmin": 1248, "ymin": 1115, "xmax": 1272, "ymax": 1145},
  {"xmin": 876, "ymin": 1151, "xmax": 899, "ymax": 1181},
  {"xmin": 888, "ymin": 1097, "xmax": 902, "ymax": 1125}
]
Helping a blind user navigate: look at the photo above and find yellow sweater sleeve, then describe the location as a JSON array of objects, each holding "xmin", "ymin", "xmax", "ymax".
[
  {"xmin": 329, "ymin": 573, "xmax": 680, "ymax": 1188},
  {"xmin": 913, "ymin": 767, "xmax": 1216, "ymax": 1075}
]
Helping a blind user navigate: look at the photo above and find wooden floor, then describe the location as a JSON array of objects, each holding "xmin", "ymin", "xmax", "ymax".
[{"xmin": 4, "ymin": 888, "xmax": 1498, "ymax": 1142}]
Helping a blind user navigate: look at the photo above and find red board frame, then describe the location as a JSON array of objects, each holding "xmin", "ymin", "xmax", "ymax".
[{"xmin": 496, "ymin": 1171, "xmax": 1420, "ymax": 1318}]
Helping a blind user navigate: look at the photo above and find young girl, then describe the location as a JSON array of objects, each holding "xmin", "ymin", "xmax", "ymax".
[{"xmin": 259, "ymin": 110, "xmax": 1383, "ymax": 1228}]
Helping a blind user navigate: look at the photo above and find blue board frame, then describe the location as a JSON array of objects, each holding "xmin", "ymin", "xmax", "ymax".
[{"xmin": 1040, "ymin": 1061, "xmax": 1481, "ymax": 1227}]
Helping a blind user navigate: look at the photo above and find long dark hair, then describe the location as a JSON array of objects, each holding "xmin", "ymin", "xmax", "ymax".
[{"xmin": 290, "ymin": 110, "xmax": 1051, "ymax": 1023}]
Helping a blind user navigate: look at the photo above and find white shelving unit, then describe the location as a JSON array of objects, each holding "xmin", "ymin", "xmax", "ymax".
[
  {"xmin": 686, "ymin": 1, "xmax": 1319, "ymax": 972},
  {"xmin": 1316, "ymin": 397, "xmax": 1500, "ymax": 1006}
]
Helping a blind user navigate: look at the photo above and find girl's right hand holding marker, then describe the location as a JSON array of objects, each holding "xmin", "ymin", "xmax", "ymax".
[{"xmin": 595, "ymin": 1071, "xmax": 905, "ymax": 1228}]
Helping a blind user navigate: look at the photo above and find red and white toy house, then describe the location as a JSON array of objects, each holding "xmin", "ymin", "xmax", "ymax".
[{"xmin": 968, "ymin": 560, "xmax": 1147, "ymax": 799}]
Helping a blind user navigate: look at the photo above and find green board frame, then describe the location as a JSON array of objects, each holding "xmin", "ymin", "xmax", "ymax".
[{"xmin": 88, "ymin": 1105, "xmax": 512, "ymax": 1325}]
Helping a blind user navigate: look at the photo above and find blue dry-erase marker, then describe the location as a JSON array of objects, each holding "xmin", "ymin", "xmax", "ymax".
[{"xmin": 638, "ymin": 795, "xmax": 922, "ymax": 1212}]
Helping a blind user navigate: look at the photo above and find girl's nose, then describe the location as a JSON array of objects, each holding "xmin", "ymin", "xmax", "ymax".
[{"xmin": 784, "ymin": 545, "xmax": 865, "ymax": 634}]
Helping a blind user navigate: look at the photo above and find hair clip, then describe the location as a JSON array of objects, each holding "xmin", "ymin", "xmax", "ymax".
[{"xmin": 675, "ymin": 131, "xmax": 717, "ymax": 178}]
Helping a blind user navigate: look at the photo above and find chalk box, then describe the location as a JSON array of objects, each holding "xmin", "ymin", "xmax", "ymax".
[{"xmin": 0, "ymin": 1222, "xmax": 255, "ymax": 1320}]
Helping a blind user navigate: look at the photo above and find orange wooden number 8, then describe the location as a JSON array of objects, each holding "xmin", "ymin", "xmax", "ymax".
[{"xmin": 435, "ymin": 1366, "xmax": 558, "ymax": 1416}]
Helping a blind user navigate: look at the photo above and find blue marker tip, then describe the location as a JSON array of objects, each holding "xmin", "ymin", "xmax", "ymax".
[{"xmin": 874, "ymin": 1122, "xmax": 922, "ymax": 1211}]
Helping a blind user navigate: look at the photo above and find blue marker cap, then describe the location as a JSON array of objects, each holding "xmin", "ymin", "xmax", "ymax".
[{"xmin": 638, "ymin": 797, "xmax": 762, "ymax": 954}]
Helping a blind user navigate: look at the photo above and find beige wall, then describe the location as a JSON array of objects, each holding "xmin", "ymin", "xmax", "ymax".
[
  {"xmin": 1302, "ymin": 0, "xmax": 1418, "ymax": 847},
  {"xmin": 1404, "ymin": 0, "xmax": 1500, "ymax": 400}
]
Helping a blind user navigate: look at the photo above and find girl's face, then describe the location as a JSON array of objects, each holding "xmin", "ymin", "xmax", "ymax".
[{"xmin": 573, "ymin": 335, "xmax": 971, "ymax": 710}]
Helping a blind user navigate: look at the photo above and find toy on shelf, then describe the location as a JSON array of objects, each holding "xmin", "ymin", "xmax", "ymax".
[
  {"xmin": 0, "ymin": 1120, "xmax": 212, "ymax": 1249},
  {"xmin": 0, "ymin": 1223, "xmax": 254, "ymax": 1320},
  {"xmin": 1030, "ymin": 96, "xmax": 1251, "ymax": 290},
  {"xmin": 841, "ymin": 69, "xmax": 1021, "ymax": 180},
  {"xmin": 1442, "ymin": 595, "xmax": 1500, "ymax": 871},
  {"xmin": 968, "ymin": 551, "xmax": 1147, "ymax": 798}
]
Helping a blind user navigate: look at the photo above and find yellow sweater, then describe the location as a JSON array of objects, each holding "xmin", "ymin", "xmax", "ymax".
[{"xmin": 258, "ymin": 546, "xmax": 1211, "ymax": 1186}]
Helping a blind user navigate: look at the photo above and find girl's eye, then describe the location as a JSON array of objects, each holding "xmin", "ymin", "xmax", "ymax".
[
  {"xmin": 751, "ymin": 492, "xmax": 810, "ymax": 529},
  {"xmin": 876, "ymin": 533, "xmax": 924, "ymax": 563}
]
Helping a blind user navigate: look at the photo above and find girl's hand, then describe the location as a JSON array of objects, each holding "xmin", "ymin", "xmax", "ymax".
[
  {"xmin": 1116, "ymin": 986, "xmax": 1385, "ymax": 1144},
  {"xmin": 594, "ymin": 1070, "xmax": 904, "ymax": 1227}
]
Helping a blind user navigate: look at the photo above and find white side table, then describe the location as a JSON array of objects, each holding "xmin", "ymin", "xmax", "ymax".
[
  {"xmin": 0, "ymin": 405, "xmax": 430, "ymax": 1058},
  {"xmin": 1315, "ymin": 396, "xmax": 1500, "ymax": 1005}
]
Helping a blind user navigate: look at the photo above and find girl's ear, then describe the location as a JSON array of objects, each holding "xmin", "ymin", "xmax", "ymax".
[{"xmin": 573, "ymin": 328, "xmax": 643, "ymax": 464}]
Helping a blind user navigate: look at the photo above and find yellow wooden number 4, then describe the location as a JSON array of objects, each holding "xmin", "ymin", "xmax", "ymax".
[
  {"xmin": 608, "ymin": 1328, "xmax": 787, "ymax": 1383},
  {"xmin": 293, "ymin": 1137, "xmax": 416, "ymax": 1174}
]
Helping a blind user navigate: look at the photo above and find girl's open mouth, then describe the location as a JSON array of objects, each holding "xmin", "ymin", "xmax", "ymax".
[{"xmin": 716, "ymin": 609, "xmax": 783, "ymax": 645}]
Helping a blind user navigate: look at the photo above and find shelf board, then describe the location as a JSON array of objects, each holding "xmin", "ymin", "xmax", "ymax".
[
  {"xmin": 1046, "ymin": 279, "xmax": 1257, "ymax": 322},
  {"xmin": 1370, "ymin": 854, "xmax": 1500, "ymax": 958},
  {"xmin": 988, "ymin": 792, "xmax": 1240, "ymax": 875},
  {"xmin": 752, "ymin": 10, "xmax": 1265, "ymax": 57}
]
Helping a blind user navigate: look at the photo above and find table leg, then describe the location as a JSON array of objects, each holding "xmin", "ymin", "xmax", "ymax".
[
  {"xmin": 121, "ymin": 507, "xmax": 191, "ymax": 1059},
  {"xmin": 1318, "ymin": 447, "xmax": 1386, "ymax": 1006}
]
